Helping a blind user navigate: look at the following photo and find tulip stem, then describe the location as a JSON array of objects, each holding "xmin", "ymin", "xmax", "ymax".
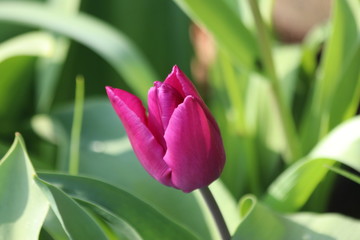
[{"xmin": 200, "ymin": 187, "xmax": 231, "ymax": 240}]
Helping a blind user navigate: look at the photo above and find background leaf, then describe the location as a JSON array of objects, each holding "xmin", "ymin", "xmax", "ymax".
[
  {"xmin": 300, "ymin": 0, "xmax": 360, "ymax": 153},
  {"xmin": 265, "ymin": 116, "xmax": 360, "ymax": 212},
  {"xmin": 0, "ymin": 1, "xmax": 157, "ymax": 99},
  {"xmin": 173, "ymin": 0, "xmax": 258, "ymax": 69}
]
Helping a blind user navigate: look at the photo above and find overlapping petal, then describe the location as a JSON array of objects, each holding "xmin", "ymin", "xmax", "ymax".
[
  {"xmin": 164, "ymin": 65, "xmax": 201, "ymax": 99},
  {"xmin": 106, "ymin": 86, "xmax": 173, "ymax": 187},
  {"xmin": 163, "ymin": 96, "xmax": 226, "ymax": 192}
]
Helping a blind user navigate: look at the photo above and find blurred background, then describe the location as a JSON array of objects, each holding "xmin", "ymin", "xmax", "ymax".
[{"xmin": 1, "ymin": 0, "xmax": 359, "ymax": 230}]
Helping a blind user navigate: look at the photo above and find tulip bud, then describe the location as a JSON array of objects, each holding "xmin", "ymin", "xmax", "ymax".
[{"xmin": 106, "ymin": 66, "xmax": 225, "ymax": 192}]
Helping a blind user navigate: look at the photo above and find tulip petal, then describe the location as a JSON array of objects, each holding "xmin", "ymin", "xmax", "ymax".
[
  {"xmin": 149, "ymin": 82, "xmax": 183, "ymax": 129},
  {"xmin": 106, "ymin": 87, "xmax": 146, "ymax": 123},
  {"xmin": 147, "ymin": 84, "xmax": 166, "ymax": 148},
  {"xmin": 105, "ymin": 86, "xmax": 173, "ymax": 187},
  {"xmin": 163, "ymin": 96, "xmax": 225, "ymax": 192},
  {"xmin": 164, "ymin": 65, "xmax": 201, "ymax": 99}
]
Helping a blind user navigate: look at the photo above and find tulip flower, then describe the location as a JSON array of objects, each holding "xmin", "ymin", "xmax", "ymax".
[{"xmin": 106, "ymin": 65, "xmax": 225, "ymax": 192}]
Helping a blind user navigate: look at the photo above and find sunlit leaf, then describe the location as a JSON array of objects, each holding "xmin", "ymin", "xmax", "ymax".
[
  {"xmin": 0, "ymin": 133, "xmax": 49, "ymax": 240},
  {"xmin": 265, "ymin": 116, "xmax": 360, "ymax": 212}
]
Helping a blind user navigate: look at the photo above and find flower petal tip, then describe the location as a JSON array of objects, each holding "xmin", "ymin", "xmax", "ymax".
[{"xmin": 105, "ymin": 86, "xmax": 116, "ymax": 96}]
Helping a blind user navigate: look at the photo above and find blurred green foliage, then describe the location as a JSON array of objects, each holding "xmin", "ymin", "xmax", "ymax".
[{"xmin": 0, "ymin": 0, "xmax": 360, "ymax": 239}]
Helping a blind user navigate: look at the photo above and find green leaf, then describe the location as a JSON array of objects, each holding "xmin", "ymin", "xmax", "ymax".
[
  {"xmin": 289, "ymin": 212, "xmax": 360, "ymax": 240},
  {"xmin": 300, "ymin": 0, "xmax": 359, "ymax": 153},
  {"xmin": 42, "ymin": 209, "xmax": 70, "ymax": 240},
  {"xmin": 36, "ymin": 177, "xmax": 108, "ymax": 240},
  {"xmin": 327, "ymin": 165, "xmax": 360, "ymax": 185},
  {"xmin": 328, "ymin": 41, "xmax": 360, "ymax": 128},
  {"xmin": 0, "ymin": 1, "xmax": 157, "ymax": 99},
  {"xmin": 0, "ymin": 133, "xmax": 49, "ymax": 240},
  {"xmin": 233, "ymin": 195, "xmax": 360, "ymax": 239},
  {"xmin": 78, "ymin": 199, "xmax": 142, "ymax": 240},
  {"xmin": 0, "ymin": 31, "xmax": 56, "ymax": 63},
  {"xmin": 35, "ymin": 0, "xmax": 81, "ymax": 113},
  {"xmin": 265, "ymin": 116, "xmax": 360, "ymax": 212},
  {"xmin": 39, "ymin": 173, "xmax": 200, "ymax": 240},
  {"xmin": 173, "ymin": 0, "xmax": 257, "ymax": 69},
  {"xmin": 0, "ymin": 56, "xmax": 34, "ymax": 135}
]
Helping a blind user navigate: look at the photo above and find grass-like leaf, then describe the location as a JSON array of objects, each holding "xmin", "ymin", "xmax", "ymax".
[
  {"xmin": 173, "ymin": 0, "xmax": 258, "ymax": 69},
  {"xmin": 300, "ymin": 0, "xmax": 359, "ymax": 153},
  {"xmin": 326, "ymin": 165, "xmax": 360, "ymax": 185}
]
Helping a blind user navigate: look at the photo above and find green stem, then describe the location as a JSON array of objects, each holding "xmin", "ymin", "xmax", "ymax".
[
  {"xmin": 248, "ymin": 0, "xmax": 301, "ymax": 164},
  {"xmin": 199, "ymin": 187, "xmax": 231, "ymax": 240},
  {"xmin": 69, "ymin": 75, "xmax": 85, "ymax": 175}
]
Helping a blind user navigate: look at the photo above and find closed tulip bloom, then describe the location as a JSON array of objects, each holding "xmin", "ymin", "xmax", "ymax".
[{"xmin": 106, "ymin": 65, "xmax": 225, "ymax": 192}]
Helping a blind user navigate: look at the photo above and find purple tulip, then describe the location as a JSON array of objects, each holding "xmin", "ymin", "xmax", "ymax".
[{"xmin": 106, "ymin": 66, "xmax": 225, "ymax": 192}]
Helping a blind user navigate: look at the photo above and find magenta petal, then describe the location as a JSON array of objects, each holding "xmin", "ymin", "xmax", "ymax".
[
  {"xmin": 147, "ymin": 85, "xmax": 166, "ymax": 149},
  {"xmin": 164, "ymin": 65, "xmax": 201, "ymax": 99},
  {"xmin": 106, "ymin": 87, "xmax": 147, "ymax": 124},
  {"xmin": 105, "ymin": 86, "xmax": 172, "ymax": 187},
  {"xmin": 163, "ymin": 96, "xmax": 226, "ymax": 192}
]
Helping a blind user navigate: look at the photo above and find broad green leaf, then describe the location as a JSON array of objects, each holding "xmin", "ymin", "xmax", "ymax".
[
  {"xmin": 42, "ymin": 209, "xmax": 69, "ymax": 240},
  {"xmin": 0, "ymin": 1, "xmax": 156, "ymax": 99},
  {"xmin": 0, "ymin": 133, "xmax": 49, "ymax": 240},
  {"xmin": 173, "ymin": 0, "xmax": 257, "ymax": 69},
  {"xmin": 78, "ymin": 199, "xmax": 142, "ymax": 240},
  {"xmin": 39, "ymin": 173, "xmax": 200, "ymax": 240},
  {"xmin": 265, "ymin": 116, "xmax": 360, "ymax": 212},
  {"xmin": 32, "ymin": 99, "xmax": 212, "ymax": 240},
  {"xmin": 233, "ymin": 195, "xmax": 360, "ymax": 239},
  {"xmin": 300, "ymin": 0, "xmax": 359, "ymax": 153},
  {"xmin": 36, "ymin": 177, "xmax": 108, "ymax": 240}
]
